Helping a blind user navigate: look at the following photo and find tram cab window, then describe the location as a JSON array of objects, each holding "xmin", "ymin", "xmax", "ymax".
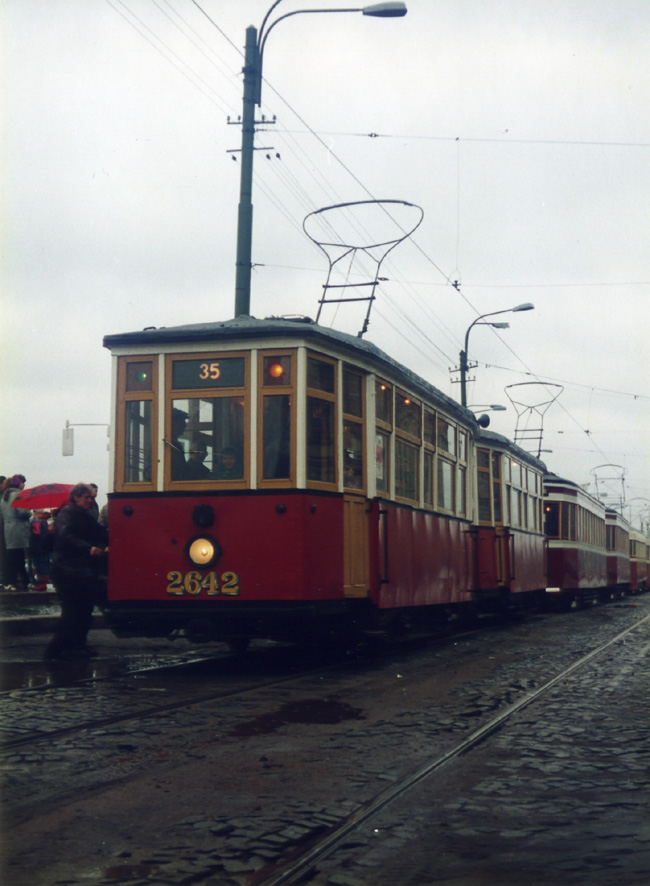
[
  {"xmin": 306, "ymin": 355, "xmax": 336, "ymax": 486},
  {"xmin": 260, "ymin": 352, "xmax": 294, "ymax": 483},
  {"xmin": 170, "ymin": 397, "xmax": 244, "ymax": 481},
  {"xmin": 168, "ymin": 354, "xmax": 247, "ymax": 485},
  {"xmin": 544, "ymin": 502, "xmax": 560, "ymax": 537},
  {"xmin": 125, "ymin": 400, "xmax": 152, "ymax": 483},
  {"xmin": 262, "ymin": 396, "xmax": 291, "ymax": 479},
  {"xmin": 116, "ymin": 357, "xmax": 157, "ymax": 490}
]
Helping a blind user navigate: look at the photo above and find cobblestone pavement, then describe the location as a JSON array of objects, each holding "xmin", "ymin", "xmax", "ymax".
[
  {"xmin": 2, "ymin": 598, "xmax": 649, "ymax": 886},
  {"xmin": 307, "ymin": 612, "xmax": 650, "ymax": 886}
]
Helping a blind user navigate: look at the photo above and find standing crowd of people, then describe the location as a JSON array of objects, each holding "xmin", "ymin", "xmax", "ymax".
[{"xmin": 0, "ymin": 475, "xmax": 109, "ymax": 661}]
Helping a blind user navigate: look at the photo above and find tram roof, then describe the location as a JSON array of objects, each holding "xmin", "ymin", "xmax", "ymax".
[
  {"xmin": 477, "ymin": 429, "xmax": 547, "ymax": 473},
  {"xmin": 104, "ymin": 314, "xmax": 476, "ymax": 427}
]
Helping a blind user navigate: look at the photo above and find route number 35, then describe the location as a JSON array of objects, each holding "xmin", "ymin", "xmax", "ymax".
[
  {"xmin": 166, "ymin": 571, "xmax": 240, "ymax": 596},
  {"xmin": 199, "ymin": 362, "xmax": 221, "ymax": 381}
]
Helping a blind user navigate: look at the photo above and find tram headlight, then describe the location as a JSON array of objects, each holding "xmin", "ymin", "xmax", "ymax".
[{"xmin": 186, "ymin": 535, "xmax": 222, "ymax": 568}]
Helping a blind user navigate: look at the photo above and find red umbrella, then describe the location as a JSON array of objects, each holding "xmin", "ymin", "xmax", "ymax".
[{"xmin": 10, "ymin": 483, "xmax": 75, "ymax": 510}]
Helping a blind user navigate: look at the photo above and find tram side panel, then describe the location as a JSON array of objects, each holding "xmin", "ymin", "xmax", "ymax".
[
  {"xmin": 546, "ymin": 542, "xmax": 607, "ymax": 591},
  {"xmin": 509, "ymin": 529, "xmax": 546, "ymax": 595},
  {"xmin": 374, "ymin": 503, "xmax": 472, "ymax": 608}
]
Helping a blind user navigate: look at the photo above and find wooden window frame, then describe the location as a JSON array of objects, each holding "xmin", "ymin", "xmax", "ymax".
[
  {"xmin": 342, "ymin": 364, "xmax": 365, "ymax": 493},
  {"xmin": 305, "ymin": 351, "xmax": 337, "ymax": 491},
  {"xmin": 115, "ymin": 355, "xmax": 159, "ymax": 493},
  {"xmin": 165, "ymin": 351, "xmax": 250, "ymax": 491},
  {"xmin": 257, "ymin": 348, "xmax": 297, "ymax": 489}
]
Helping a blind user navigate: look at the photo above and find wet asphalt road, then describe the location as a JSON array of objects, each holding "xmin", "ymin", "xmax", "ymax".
[{"xmin": 1, "ymin": 597, "xmax": 649, "ymax": 886}]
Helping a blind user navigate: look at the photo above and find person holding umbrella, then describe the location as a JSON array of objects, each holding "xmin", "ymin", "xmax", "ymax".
[
  {"xmin": 44, "ymin": 483, "xmax": 108, "ymax": 661},
  {"xmin": 1, "ymin": 475, "xmax": 30, "ymax": 591}
]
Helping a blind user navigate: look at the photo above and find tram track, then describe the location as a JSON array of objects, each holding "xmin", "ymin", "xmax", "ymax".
[
  {"xmin": 258, "ymin": 609, "xmax": 650, "ymax": 886},
  {"xmin": 0, "ymin": 649, "xmax": 354, "ymax": 750},
  {"xmin": 4, "ymin": 599, "xmax": 649, "ymax": 886},
  {"xmin": 0, "ymin": 613, "xmax": 517, "ymax": 750}
]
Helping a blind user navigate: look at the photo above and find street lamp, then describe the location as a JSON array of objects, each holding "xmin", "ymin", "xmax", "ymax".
[
  {"xmin": 459, "ymin": 303, "xmax": 534, "ymax": 407},
  {"xmin": 234, "ymin": 1, "xmax": 408, "ymax": 319}
]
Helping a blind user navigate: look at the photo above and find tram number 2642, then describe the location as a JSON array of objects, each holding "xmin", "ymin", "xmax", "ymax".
[{"xmin": 166, "ymin": 571, "xmax": 240, "ymax": 597}]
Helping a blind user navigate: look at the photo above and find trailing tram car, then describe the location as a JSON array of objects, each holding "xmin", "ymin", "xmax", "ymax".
[
  {"xmin": 103, "ymin": 315, "xmax": 485, "ymax": 646},
  {"xmin": 604, "ymin": 509, "xmax": 631, "ymax": 599},
  {"xmin": 629, "ymin": 529, "xmax": 649, "ymax": 593},
  {"xmin": 471, "ymin": 430, "xmax": 546, "ymax": 611},
  {"xmin": 542, "ymin": 474, "xmax": 609, "ymax": 609}
]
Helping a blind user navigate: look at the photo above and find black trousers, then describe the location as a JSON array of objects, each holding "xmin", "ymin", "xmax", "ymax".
[{"xmin": 45, "ymin": 577, "xmax": 98, "ymax": 656}]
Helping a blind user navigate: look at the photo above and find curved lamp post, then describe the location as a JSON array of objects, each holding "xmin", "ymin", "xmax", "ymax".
[
  {"xmin": 459, "ymin": 303, "xmax": 535, "ymax": 407},
  {"xmin": 234, "ymin": 1, "xmax": 408, "ymax": 319}
]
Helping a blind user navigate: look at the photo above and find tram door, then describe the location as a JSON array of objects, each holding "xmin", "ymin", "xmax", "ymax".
[
  {"xmin": 343, "ymin": 494, "xmax": 370, "ymax": 597},
  {"xmin": 475, "ymin": 527, "xmax": 510, "ymax": 589}
]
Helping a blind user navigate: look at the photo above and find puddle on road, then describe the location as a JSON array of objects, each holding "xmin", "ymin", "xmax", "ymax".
[{"xmin": 232, "ymin": 697, "xmax": 365, "ymax": 737}]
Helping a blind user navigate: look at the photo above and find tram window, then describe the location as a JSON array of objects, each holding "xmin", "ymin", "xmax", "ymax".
[
  {"xmin": 458, "ymin": 431, "xmax": 467, "ymax": 463},
  {"xmin": 477, "ymin": 449, "xmax": 490, "ymax": 470},
  {"xmin": 423, "ymin": 451, "xmax": 434, "ymax": 506},
  {"xmin": 263, "ymin": 355, "xmax": 291, "ymax": 387},
  {"xmin": 375, "ymin": 381, "xmax": 392, "ymax": 425},
  {"xmin": 437, "ymin": 458, "xmax": 454, "ymax": 511},
  {"xmin": 307, "ymin": 396, "xmax": 335, "ymax": 483},
  {"xmin": 126, "ymin": 361, "xmax": 153, "ymax": 392},
  {"xmin": 423, "ymin": 410, "xmax": 435, "ymax": 446},
  {"xmin": 458, "ymin": 467, "xmax": 467, "ymax": 515},
  {"xmin": 561, "ymin": 502, "xmax": 576, "ymax": 540},
  {"xmin": 528, "ymin": 494, "xmax": 536, "ymax": 529},
  {"xmin": 544, "ymin": 502, "xmax": 559, "ymax": 537},
  {"xmin": 343, "ymin": 369, "xmax": 363, "ymax": 417},
  {"xmin": 478, "ymin": 469, "xmax": 491, "ymax": 522},
  {"xmin": 511, "ymin": 460, "xmax": 522, "ymax": 488},
  {"xmin": 376, "ymin": 432, "xmax": 389, "ymax": 493},
  {"xmin": 124, "ymin": 400, "xmax": 152, "ymax": 483},
  {"xmin": 493, "ymin": 475, "xmax": 502, "ymax": 523},
  {"xmin": 170, "ymin": 397, "xmax": 244, "ymax": 481},
  {"xmin": 396, "ymin": 439, "xmax": 419, "ymax": 501},
  {"xmin": 437, "ymin": 417, "xmax": 455, "ymax": 456},
  {"xmin": 511, "ymin": 489, "xmax": 521, "ymax": 526},
  {"xmin": 262, "ymin": 395, "xmax": 291, "ymax": 480},
  {"xmin": 343, "ymin": 421, "xmax": 363, "ymax": 489},
  {"xmin": 396, "ymin": 393, "xmax": 421, "ymax": 438},
  {"xmin": 307, "ymin": 358, "xmax": 334, "ymax": 393}
]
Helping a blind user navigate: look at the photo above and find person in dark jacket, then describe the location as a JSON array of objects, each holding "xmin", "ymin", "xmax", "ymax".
[{"xmin": 44, "ymin": 483, "xmax": 108, "ymax": 661}]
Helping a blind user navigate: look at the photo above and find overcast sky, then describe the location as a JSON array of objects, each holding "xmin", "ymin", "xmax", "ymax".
[{"xmin": 2, "ymin": 0, "xmax": 649, "ymax": 524}]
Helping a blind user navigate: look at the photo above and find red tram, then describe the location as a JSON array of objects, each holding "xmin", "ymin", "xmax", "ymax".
[
  {"xmin": 605, "ymin": 509, "xmax": 631, "ymax": 598},
  {"xmin": 543, "ymin": 475, "xmax": 608, "ymax": 608},
  {"xmin": 630, "ymin": 529, "xmax": 649, "ymax": 593},
  {"xmin": 102, "ymin": 315, "xmax": 645, "ymax": 645},
  {"xmin": 472, "ymin": 430, "xmax": 546, "ymax": 611}
]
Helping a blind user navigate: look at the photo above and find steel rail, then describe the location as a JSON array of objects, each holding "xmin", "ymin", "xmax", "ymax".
[{"xmin": 261, "ymin": 610, "xmax": 650, "ymax": 886}]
